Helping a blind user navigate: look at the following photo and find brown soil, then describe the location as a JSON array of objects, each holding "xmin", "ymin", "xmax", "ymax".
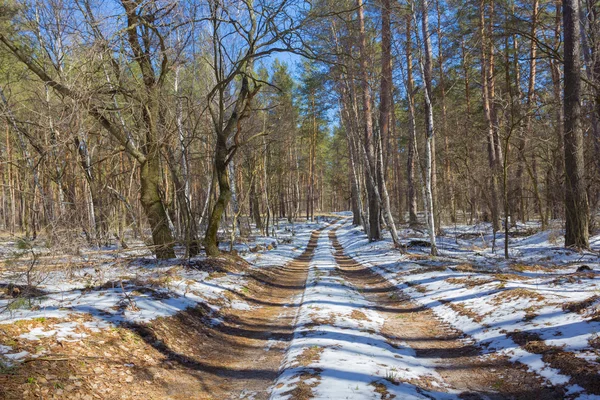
[
  {"xmin": 328, "ymin": 228, "xmax": 566, "ymax": 400},
  {"xmin": 563, "ymin": 295, "xmax": 600, "ymax": 314},
  {"xmin": 0, "ymin": 227, "xmax": 327, "ymax": 400},
  {"xmin": 370, "ymin": 381, "xmax": 395, "ymax": 399},
  {"xmin": 510, "ymin": 331, "xmax": 600, "ymax": 395},
  {"xmin": 280, "ymin": 370, "xmax": 321, "ymax": 400},
  {"xmin": 2, "ymin": 220, "xmax": 588, "ymax": 400}
]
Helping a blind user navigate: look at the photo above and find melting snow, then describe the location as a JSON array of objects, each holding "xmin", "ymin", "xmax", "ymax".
[
  {"xmin": 334, "ymin": 216, "xmax": 600, "ymax": 397},
  {"xmin": 271, "ymin": 225, "xmax": 457, "ymax": 399}
]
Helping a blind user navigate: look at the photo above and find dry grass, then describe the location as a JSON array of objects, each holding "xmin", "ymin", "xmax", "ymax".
[
  {"xmin": 510, "ymin": 331, "xmax": 600, "ymax": 395},
  {"xmin": 405, "ymin": 253, "xmax": 430, "ymax": 261},
  {"xmin": 283, "ymin": 371, "xmax": 322, "ymax": 400},
  {"xmin": 188, "ymin": 254, "xmax": 251, "ymax": 273},
  {"xmin": 550, "ymin": 274, "xmax": 595, "ymax": 285},
  {"xmin": 444, "ymin": 301, "xmax": 487, "ymax": 324},
  {"xmin": 493, "ymin": 288, "xmax": 545, "ymax": 304},
  {"xmin": 294, "ymin": 346, "xmax": 323, "ymax": 367},
  {"xmin": 523, "ymin": 306, "xmax": 540, "ymax": 322},
  {"xmin": 370, "ymin": 381, "xmax": 396, "ymax": 399},
  {"xmin": 510, "ymin": 264, "xmax": 545, "ymax": 272},
  {"xmin": 447, "ymin": 277, "xmax": 494, "ymax": 288},
  {"xmin": 562, "ymin": 295, "xmax": 600, "ymax": 314},
  {"xmin": 589, "ymin": 334, "xmax": 600, "ymax": 349},
  {"xmin": 451, "ymin": 264, "xmax": 478, "ymax": 273},
  {"xmin": 350, "ymin": 310, "xmax": 369, "ymax": 321},
  {"xmin": 494, "ymin": 273, "xmax": 530, "ymax": 282},
  {"xmin": 401, "ymin": 265, "xmax": 445, "ymax": 275}
]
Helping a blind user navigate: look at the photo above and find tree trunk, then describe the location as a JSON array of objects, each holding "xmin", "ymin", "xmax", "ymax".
[
  {"xmin": 377, "ymin": 0, "xmax": 400, "ymax": 244},
  {"xmin": 405, "ymin": 15, "xmax": 419, "ymax": 228},
  {"xmin": 436, "ymin": 0, "xmax": 455, "ymax": 223},
  {"xmin": 204, "ymin": 132, "xmax": 231, "ymax": 256},
  {"xmin": 480, "ymin": 0, "xmax": 501, "ymax": 232},
  {"xmin": 420, "ymin": 0, "xmax": 439, "ymax": 255},
  {"xmin": 563, "ymin": 0, "xmax": 590, "ymax": 248},
  {"xmin": 357, "ymin": 0, "xmax": 381, "ymax": 241},
  {"xmin": 550, "ymin": 0, "xmax": 564, "ymax": 220},
  {"xmin": 140, "ymin": 153, "xmax": 176, "ymax": 259},
  {"xmin": 342, "ymin": 103, "xmax": 363, "ymax": 226},
  {"xmin": 250, "ymin": 163, "xmax": 262, "ymax": 231}
]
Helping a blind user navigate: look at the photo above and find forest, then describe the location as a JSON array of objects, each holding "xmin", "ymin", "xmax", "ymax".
[{"xmin": 0, "ymin": 0, "xmax": 599, "ymax": 398}]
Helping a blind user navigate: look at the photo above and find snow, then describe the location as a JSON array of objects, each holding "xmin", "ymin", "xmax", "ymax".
[
  {"xmin": 334, "ymin": 216, "xmax": 600, "ymax": 397},
  {"xmin": 4, "ymin": 351, "xmax": 29, "ymax": 360},
  {"xmin": 0, "ymin": 218, "xmax": 328, "ymax": 366},
  {"xmin": 3, "ymin": 214, "xmax": 600, "ymax": 396},
  {"xmin": 18, "ymin": 322, "xmax": 88, "ymax": 342},
  {"xmin": 270, "ymin": 224, "xmax": 458, "ymax": 399}
]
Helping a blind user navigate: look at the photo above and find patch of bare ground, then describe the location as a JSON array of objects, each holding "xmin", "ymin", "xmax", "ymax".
[
  {"xmin": 509, "ymin": 331, "xmax": 600, "ymax": 395},
  {"xmin": 492, "ymin": 288, "xmax": 545, "ymax": 304},
  {"xmin": 293, "ymin": 346, "xmax": 323, "ymax": 367},
  {"xmin": 405, "ymin": 253, "xmax": 431, "ymax": 261},
  {"xmin": 402, "ymin": 265, "xmax": 447, "ymax": 275},
  {"xmin": 304, "ymin": 314, "xmax": 335, "ymax": 327},
  {"xmin": 510, "ymin": 264, "xmax": 546, "ymax": 272},
  {"xmin": 494, "ymin": 273, "xmax": 530, "ymax": 282},
  {"xmin": 404, "ymin": 281, "xmax": 429, "ymax": 293},
  {"xmin": 370, "ymin": 380, "xmax": 396, "ymax": 399},
  {"xmin": 187, "ymin": 253, "xmax": 250, "ymax": 274},
  {"xmin": 440, "ymin": 300, "xmax": 487, "ymax": 325},
  {"xmin": 450, "ymin": 263, "xmax": 479, "ymax": 273},
  {"xmin": 446, "ymin": 277, "xmax": 495, "ymax": 288},
  {"xmin": 328, "ymin": 228, "xmax": 566, "ymax": 400},
  {"xmin": 590, "ymin": 334, "xmax": 600, "ymax": 349},
  {"xmin": 350, "ymin": 309, "xmax": 368, "ymax": 321},
  {"xmin": 550, "ymin": 274, "xmax": 596, "ymax": 285},
  {"xmin": 523, "ymin": 306, "xmax": 539, "ymax": 322},
  {"xmin": 281, "ymin": 370, "xmax": 322, "ymax": 400},
  {"xmin": 562, "ymin": 295, "xmax": 600, "ymax": 315},
  {"xmin": 0, "ymin": 228, "xmax": 325, "ymax": 399}
]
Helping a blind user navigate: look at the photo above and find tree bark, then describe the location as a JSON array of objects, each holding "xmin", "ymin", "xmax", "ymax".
[
  {"xmin": 480, "ymin": 0, "xmax": 501, "ymax": 232},
  {"xmin": 563, "ymin": 0, "xmax": 590, "ymax": 249},
  {"xmin": 405, "ymin": 15, "xmax": 419, "ymax": 228},
  {"xmin": 357, "ymin": 0, "xmax": 381, "ymax": 241},
  {"xmin": 204, "ymin": 130, "xmax": 231, "ymax": 256},
  {"xmin": 377, "ymin": 0, "xmax": 400, "ymax": 244},
  {"xmin": 436, "ymin": 0, "xmax": 455, "ymax": 223},
  {"xmin": 419, "ymin": 0, "xmax": 439, "ymax": 255}
]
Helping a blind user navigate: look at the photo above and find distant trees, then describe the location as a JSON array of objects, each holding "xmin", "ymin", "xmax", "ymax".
[
  {"xmin": 1, "ymin": 0, "xmax": 179, "ymax": 258},
  {"xmin": 0, "ymin": 0, "xmax": 599, "ymax": 258},
  {"xmin": 0, "ymin": 0, "xmax": 338, "ymax": 259}
]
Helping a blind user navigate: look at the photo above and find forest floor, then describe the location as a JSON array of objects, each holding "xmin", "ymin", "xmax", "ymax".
[{"xmin": 0, "ymin": 216, "xmax": 599, "ymax": 399}]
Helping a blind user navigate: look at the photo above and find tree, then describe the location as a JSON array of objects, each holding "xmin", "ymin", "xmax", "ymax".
[
  {"xmin": 417, "ymin": 0, "xmax": 438, "ymax": 255},
  {"xmin": 563, "ymin": 0, "xmax": 590, "ymax": 249},
  {"xmin": 357, "ymin": 0, "xmax": 381, "ymax": 241},
  {"xmin": 0, "ymin": 0, "xmax": 178, "ymax": 258}
]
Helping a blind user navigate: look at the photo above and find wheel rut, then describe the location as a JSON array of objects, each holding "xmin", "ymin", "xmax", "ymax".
[
  {"xmin": 328, "ymin": 226, "xmax": 566, "ymax": 400},
  {"xmin": 208, "ymin": 225, "xmax": 327, "ymax": 399},
  {"xmin": 273, "ymin": 223, "xmax": 453, "ymax": 399}
]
